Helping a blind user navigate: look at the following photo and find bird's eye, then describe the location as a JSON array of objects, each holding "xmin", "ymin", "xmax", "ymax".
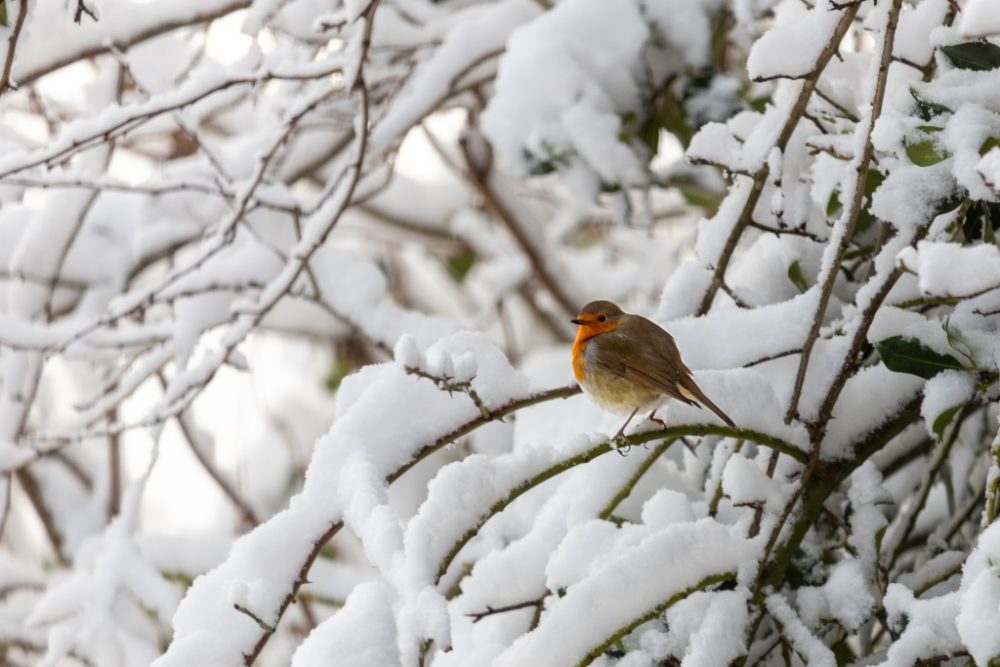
[{"xmin": 597, "ymin": 315, "xmax": 607, "ymax": 322}]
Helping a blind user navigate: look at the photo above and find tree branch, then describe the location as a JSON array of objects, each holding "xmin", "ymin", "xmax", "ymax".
[
  {"xmin": 0, "ymin": 0, "xmax": 29, "ymax": 96},
  {"xmin": 785, "ymin": 0, "xmax": 903, "ymax": 427},
  {"xmin": 696, "ymin": 4, "xmax": 860, "ymax": 316}
]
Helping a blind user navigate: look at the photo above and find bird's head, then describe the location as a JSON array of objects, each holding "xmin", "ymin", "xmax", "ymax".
[{"xmin": 571, "ymin": 300, "xmax": 625, "ymax": 337}]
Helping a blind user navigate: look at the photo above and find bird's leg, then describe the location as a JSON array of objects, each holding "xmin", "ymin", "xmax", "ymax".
[
  {"xmin": 612, "ymin": 408, "xmax": 639, "ymax": 453},
  {"xmin": 647, "ymin": 410, "xmax": 667, "ymax": 429}
]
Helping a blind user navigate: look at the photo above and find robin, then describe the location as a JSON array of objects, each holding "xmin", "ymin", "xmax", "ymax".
[{"xmin": 571, "ymin": 300, "xmax": 736, "ymax": 442}]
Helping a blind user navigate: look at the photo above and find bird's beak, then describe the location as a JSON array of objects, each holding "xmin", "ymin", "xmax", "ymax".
[{"xmin": 570, "ymin": 318, "xmax": 584, "ymax": 325}]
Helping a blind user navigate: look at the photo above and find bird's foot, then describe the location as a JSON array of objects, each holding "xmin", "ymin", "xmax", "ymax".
[{"xmin": 612, "ymin": 432, "xmax": 631, "ymax": 455}]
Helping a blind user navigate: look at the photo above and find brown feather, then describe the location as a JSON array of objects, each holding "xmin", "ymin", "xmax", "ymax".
[{"xmin": 584, "ymin": 313, "xmax": 737, "ymax": 428}]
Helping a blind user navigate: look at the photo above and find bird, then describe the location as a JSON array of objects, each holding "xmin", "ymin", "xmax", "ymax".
[{"xmin": 571, "ymin": 300, "xmax": 736, "ymax": 442}]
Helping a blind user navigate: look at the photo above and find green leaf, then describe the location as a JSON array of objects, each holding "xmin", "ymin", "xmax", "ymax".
[
  {"xmin": 653, "ymin": 88, "xmax": 692, "ymax": 149},
  {"xmin": 832, "ymin": 639, "xmax": 856, "ymax": 667},
  {"xmin": 856, "ymin": 170, "xmax": 887, "ymax": 234},
  {"xmin": 962, "ymin": 200, "xmax": 1000, "ymax": 243},
  {"xmin": 932, "ymin": 403, "xmax": 964, "ymax": 440},
  {"xmin": 787, "ymin": 260, "xmax": 810, "ymax": 293},
  {"xmin": 826, "ymin": 190, "xmax": 842, "ymax": 217},
  {"xmin": 864, "ymin": 169, "xmax": 885, "ymax": 198},
  {"xmin": 0, "ymin": 2, "xmax": 7, "ymax": 28},
  {"xmin": 445, "ymin": 251, "xmax": 476, "ymax": 282},
  {"xmin": 941, "ymin": 41, "xmax": 1000, "ymax": 71},
  {"xmin": 980, "ymin": 137, "xmax": 1000, "ymax": 156},
  {"xmin": 324, "ymin": 358, "xmax": 353, "ymax": 392},
  {"xmin": 876, "ymin": 336, "xmax": 964, "ymax": 380},
  {"xmin": 910, "ymin": 88, "xmax": 950, "ymax": 121},
  {"xmin": 905, "ymin": 139, "xmax": 948, "ymax": 167},
  {"xmin": 667, "ymin": 173, "xmax": 724, "ymax": 213},
  {"xmin": 748, "ymin": 95, "xmax": 771, "ymax": 113}
]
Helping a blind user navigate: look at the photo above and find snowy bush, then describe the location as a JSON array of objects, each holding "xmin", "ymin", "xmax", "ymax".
[{"xmin": 1, "ymin": 0, "xmax": 1000, "ymax": 665}]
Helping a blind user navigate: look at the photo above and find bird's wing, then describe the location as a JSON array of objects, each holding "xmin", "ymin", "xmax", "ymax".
[
  {"xmin": 643, "ymin": 317, "xmax": 737, "ymax": 428},
  {"xmin": 590, "ymin": 317, "xmax": 738, "ymax": 428},
  {"xmin": 587, "ymin": 323, "xmax": 697, "ymax": 406}
]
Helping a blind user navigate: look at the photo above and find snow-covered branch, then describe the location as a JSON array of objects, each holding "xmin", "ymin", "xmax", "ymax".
[{"xmin": 3, "ymin": 0, "xmax": 1000, "ymax": 665}]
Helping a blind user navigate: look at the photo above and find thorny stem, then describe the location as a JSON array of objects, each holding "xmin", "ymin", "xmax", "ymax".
[{"xmin": 403, "ymin": 366, "xmax": 493, "ymax": 420}]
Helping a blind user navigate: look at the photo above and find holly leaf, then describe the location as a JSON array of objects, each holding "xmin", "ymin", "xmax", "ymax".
[
  {"xmin": 931, "ymin": 403, "xmax": 964, "ymax": 441},
  {"xmin": 876, "ymin": 336, "xmax": 964, "ymax": 380},
  {"xmin": 905, "ymin": 139, "xmax": 948, "ymax": 167},
  {"xmin": 787, "ymin": 260, "xmax": 809, "ymax": 293},
  {"xmin": 941, "ymin": 42, "xmax": 1000, "ymax": 72}
]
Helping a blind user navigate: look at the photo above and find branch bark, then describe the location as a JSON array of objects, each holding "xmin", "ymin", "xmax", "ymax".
[
  {"xmin": 785, "ymin": 0, "xmax": 903, "ymax": 427},
  {"xmin": 696, "ymin": 4, "xmax": 860, "ymax": 316}
]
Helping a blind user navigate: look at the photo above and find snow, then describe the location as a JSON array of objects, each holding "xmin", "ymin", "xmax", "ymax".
[
  {"xmin": 642, "ymin": 0, "xmax": 720, "ymax": 70},
  {"xmin": 917, "ymin": 68, "xmax": 1000, "ymax": 110},
  {"xmin": 11, "ymin": 0, "xmax": 251, "ymax": 87},
  {"xmin": 960, "ymin": 0, "xmax": 1000, "ymax": 38},
  {"xmin": 822, "ymin": 363, "xmax": 923, "ymax": 460},
  {"xmin": 372, "ymin": 0, "xmax": 540, "ymax": 154},
  {"xmin": 921, "ymin": 370, "xmax": 976, "ymax": 438},
  {"xmin": 898, "ymin": 241, "xmax": 1000, "ymax": 298},
  {"xmin": 898, "ymin": 549, "xmax": 966, "ymax": 594},
  {"xmin": 663, "ymin": 590, "xmax": 749, "ymax": 666},
  {"xmin": 869, "ymin": 161, "xmax": 958, "ymax": 231},
  {"xmin": 4, "ymin": 0, "xmax": 1000, "ymax": 664},
  {"xmin": 764, "ymin": 593, "xmax": 835, "ymax": 667},
  {"xmin": 957, "ymin": 521, "xmax": 1000, "ymax": 665},
  {"xmin": 848, "ymin": 463, "xmax": 891, "ymax": 569},
  {"xmin": 879, "ymin": 584, "xmax": 963, "ymax": 667},
  {"xmin": 482, "ymin": 0, "xmax": 649, "ymax": 195},
  {"xmin": 155, "ymin": 332, "xmax": 541, "ymax": 665},
  {"xmin": 290, "ymin": 583, "xmax": 401, "ymax": 667},
  {"xmin": 941, "ymin": 104, "xmax": 1000, "ymax": 201},
  {"xmin": 747, "ymin": 2, "xmax": 845, "ymax": 82},
  {"xmin": 493, "ymin": 519, "xmax": 749, "ymax": 667},
  {"xmin": 895, "ymin": 0, "xmax": 950, "ymax": 67},
  {"xmin": 721, "ymin": 453, "xmax": 792, "ymax": 510},
  {"xmin": 980, "ymin": 147, "xmax": 1000, "ymax": 190},
  {"xmin": 665, "ymin": 290, "xmax": 817, "ymax": 370},
  {"xmin": 824, "ymin": 560, "xmax": 874, "ymax": 631},
  {"xmin": 0, "ymin": 439, "xmax": 36, "ymax": 471}
]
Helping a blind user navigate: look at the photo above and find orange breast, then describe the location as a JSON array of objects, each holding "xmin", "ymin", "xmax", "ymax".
[
  {"xmin": 572, "ymin": 336, "xmax": 588, "ymax": 382},
  {"xmin": 572, "ymin": 321, "xmax": 620, "ymax": 383}
]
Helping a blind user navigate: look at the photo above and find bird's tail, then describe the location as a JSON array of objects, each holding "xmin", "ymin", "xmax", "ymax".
[{"xmin": 679, "ymin": 377, "xmax": 737, "ymax": 429}]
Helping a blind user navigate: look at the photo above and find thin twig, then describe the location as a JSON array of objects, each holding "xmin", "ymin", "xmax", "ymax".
[
  {"xmin": 785, "ymin": 0, "xmax": 902, "ymax": 428},
  {"xmin": 0, "ymin": 0, "xmax": 29, "ymax": 96},
  {"xmin": 466, "ymin": 597, "xmax": 545, "ymax": 623},
  {"xmin": 697, "ymin": 4, "xmax": 860, "ymax": 315},
  {"xmin": 459, "ymin": 131, "xmax": 579, "ymax": 319}
]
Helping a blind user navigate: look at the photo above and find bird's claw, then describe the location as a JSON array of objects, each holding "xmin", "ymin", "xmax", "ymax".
[{"xmin": 612, "ymin": 433, "xmax": 631, "ymax": 455}]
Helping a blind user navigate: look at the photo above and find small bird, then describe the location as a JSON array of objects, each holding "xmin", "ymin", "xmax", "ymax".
[{"xmin": 571, "ymin": 300, "xmax": 736, "ymax": 441}]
